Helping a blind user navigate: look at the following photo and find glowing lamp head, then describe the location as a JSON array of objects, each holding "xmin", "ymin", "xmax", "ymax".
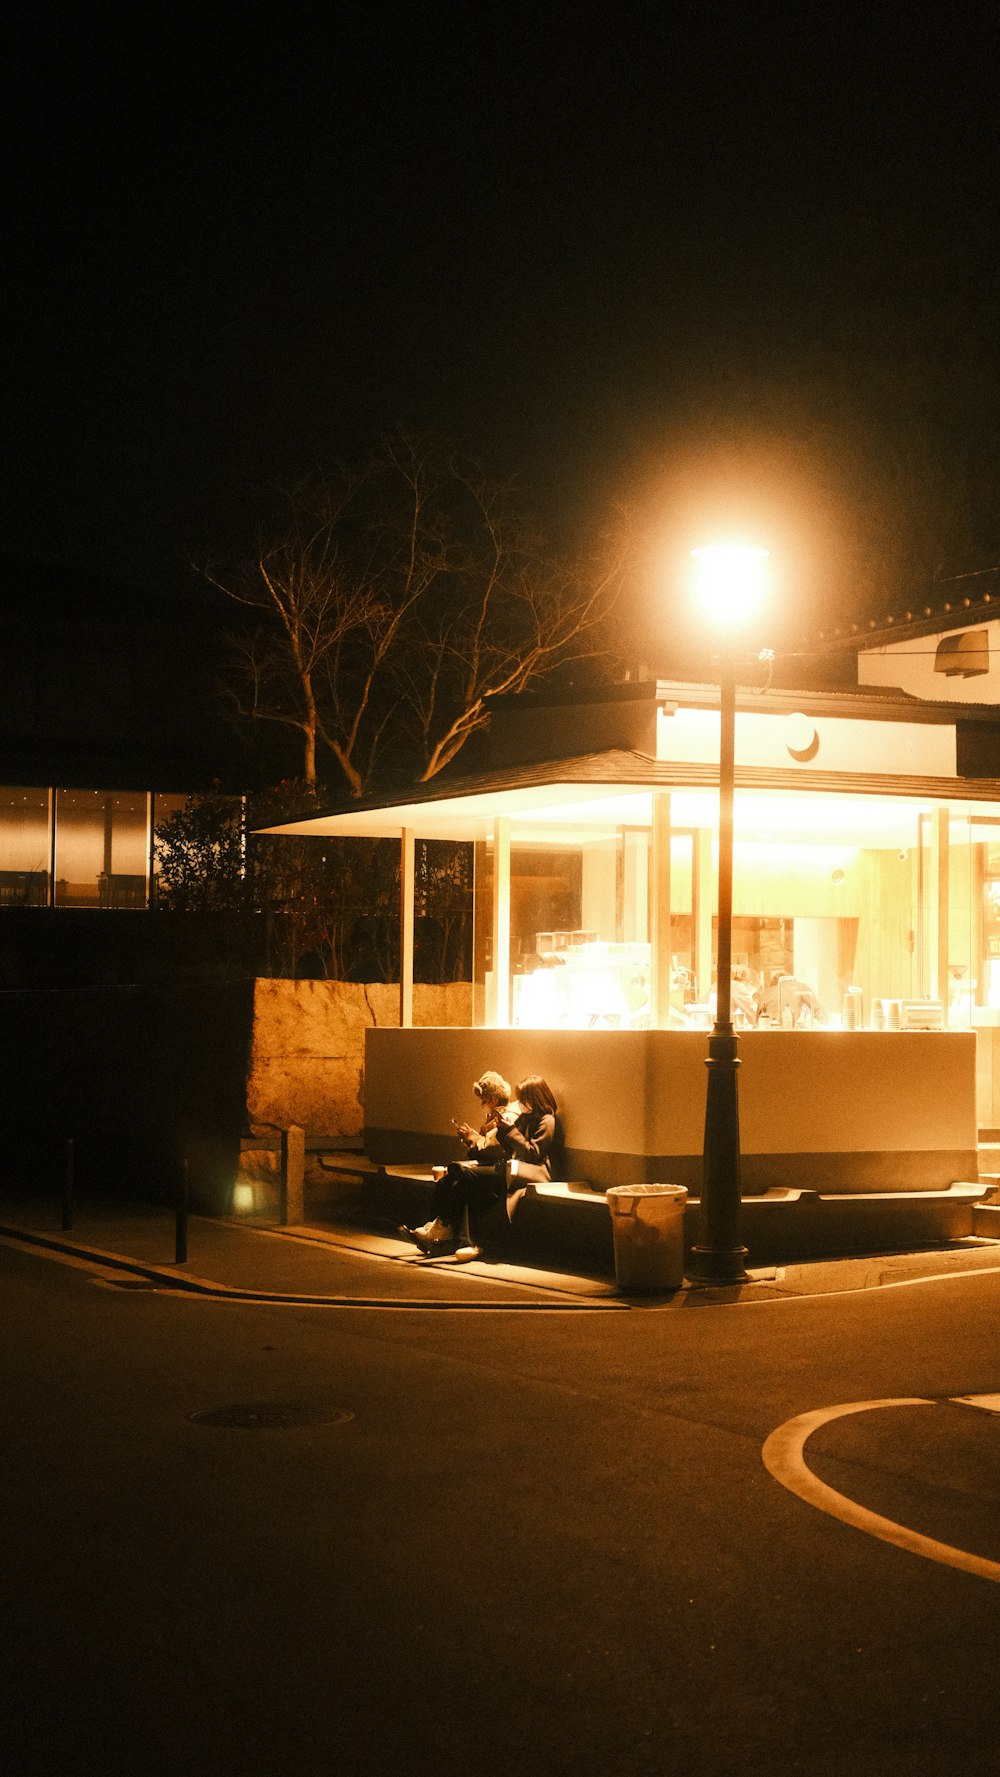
[{"xmin": 692, "ymin": 545, "xmax": 768, "ymax": 625}]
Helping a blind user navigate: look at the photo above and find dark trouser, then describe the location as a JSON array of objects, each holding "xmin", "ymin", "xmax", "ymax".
[{"xmin": 431, "ymin": 1159, "xmax": 505, "ymax": 1238}]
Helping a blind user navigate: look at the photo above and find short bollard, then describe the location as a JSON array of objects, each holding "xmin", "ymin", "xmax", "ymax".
[
  {"xmin": 279, "ymin": 1124, "xmax": 305, "ymax": 1226},
  {"xmin": 61, "ymin": 1137, "xmax": 75, "ymax": 1232},
  {"xmin": 175, "ymin": 1159, "xmax": 189, "ymax": 1265}
]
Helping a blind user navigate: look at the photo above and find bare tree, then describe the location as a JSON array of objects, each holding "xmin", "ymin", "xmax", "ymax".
[
  {"xmin": 198, "ymin": 435, "xmax": 632, "ymax": 797},
  {"xmin": 199, "ymin": 449, "xmax": 437, "ymax": 794},
  {"xmin": 397, "ymin": 475, "xmax": 634, "ymax": 781}
]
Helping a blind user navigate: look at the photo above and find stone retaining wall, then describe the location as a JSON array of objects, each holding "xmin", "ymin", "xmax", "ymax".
[{"xmin": 246, "ymin": 978, "xmax": 473, "ymax": 1138}]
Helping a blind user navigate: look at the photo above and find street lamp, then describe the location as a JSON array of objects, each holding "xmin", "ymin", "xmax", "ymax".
[{"xmin": 686, "ymin": 544, "xmax": 768, "ymax": 1286}]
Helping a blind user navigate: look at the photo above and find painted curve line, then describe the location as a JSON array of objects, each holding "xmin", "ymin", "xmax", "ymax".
[{"xmin": 762, "ymin": 1397, "xmax": 1000, "ymax": 1585}]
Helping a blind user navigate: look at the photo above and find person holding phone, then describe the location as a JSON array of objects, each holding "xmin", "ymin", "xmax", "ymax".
[
  {"xmin": 452, "ymin": 1069, "xmax": 513, "ymax": 1158},
  {"xmin": 400, "ymin": 1069, "xmax": 512, "ymax": 1256},
  {"xmin": 400, "ymin": 1074, "xmax": 560, "ymax": 1260}
]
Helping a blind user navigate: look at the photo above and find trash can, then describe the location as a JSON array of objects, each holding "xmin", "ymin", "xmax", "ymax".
[{"xmin": 606, "ymin": 1184, "xmax": 689, "ymax": 1293}]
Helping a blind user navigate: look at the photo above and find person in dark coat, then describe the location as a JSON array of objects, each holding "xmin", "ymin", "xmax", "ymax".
[
  {"xmin": 454, "ymin": 1069, "xmax": 513, "ymax": 1162},
  {"xmin": 401, "ymin": 1075, "xmax": 559, "ymax": 1260}
]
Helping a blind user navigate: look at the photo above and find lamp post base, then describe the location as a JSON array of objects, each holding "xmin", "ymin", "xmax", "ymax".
[
  {"xmin": 686, "ymin": 1243, "xmax": 751, "ymax": 1286},
  {"xmin": 687, "ymin": 1027, "xmax": 751, "ymax": 1286}
]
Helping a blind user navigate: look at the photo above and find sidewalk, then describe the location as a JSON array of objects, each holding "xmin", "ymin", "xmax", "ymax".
[
  {"xmin": 2, "ymin": 1191, "xmax": 1000, "ymax": 1307},
  {"xmin": 0, "ymin": 1194, "xmax": 624, "ymax": 1308}
]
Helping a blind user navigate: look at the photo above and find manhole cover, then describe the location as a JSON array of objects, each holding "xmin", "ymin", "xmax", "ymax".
[{"xmin": 189, "ymin": 1402, "xmax": 355, "ymax": 1430}]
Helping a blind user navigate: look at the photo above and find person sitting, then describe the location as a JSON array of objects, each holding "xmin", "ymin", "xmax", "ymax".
[
  {"xmin": 454, "ymin": 1069, "xmax": 514, "ymax": 1162},
  {"xmin": 401, "ymin": 1074, "xmax": 560, "ymax": 1260},
  {"xmin": 399, "ymin": 1071, "xmax": 512, "ymax": 1255}
]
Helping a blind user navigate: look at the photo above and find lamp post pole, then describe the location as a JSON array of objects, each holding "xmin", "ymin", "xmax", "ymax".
[
  {"xmin": 685, "ymin": 542, "xmax": 766, "ymax": 1288},
  {"xmin": 687, "ymin": 660, "xmax": 750, "ymax": 1284}
]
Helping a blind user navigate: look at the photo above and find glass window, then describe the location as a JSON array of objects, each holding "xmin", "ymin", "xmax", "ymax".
[
  {"xmin": 413, "ymin": 840, "xmax": 473, "ymax": 990},
  {"xmin": 151, "ymin": 792, "xmax": 191, "ymax": 907},
  {"xmin": 977, "ymin": 821, "xmax": 1000, "ymax": 1011},
  {"xmin": 55, "ymin": 791, "xmax": 149, "ymax": 909},
  {"xmin": 468, "ymin": 788, "xmax": 991, "ymax": 1031},
  {"xmin": 507, "ymin": 826, "xmax": 654, "ymax": 1030},
  {"xmin": 727, "ymin": 805, "xmax": 895, "ymax": 1027},
  {"xmin": 0, "ymin": 787, "xmax": 50, "ymax": 905},
  {"xmin": 909, "ymin": 806, "xmax": 980, "ymax": 1026},
  {"xmin": 725, "ymin": 793, "xmax": 970, "ymax": 1028}
]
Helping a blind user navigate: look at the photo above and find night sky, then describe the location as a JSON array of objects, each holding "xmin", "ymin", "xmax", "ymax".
[{"xmin": 5, "ymin": 3, "xmax": 1000, "ymax": 646}]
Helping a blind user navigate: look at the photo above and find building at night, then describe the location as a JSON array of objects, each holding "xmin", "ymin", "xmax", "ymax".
[
  {"xmin": 260, "ymin": 589, "xmax": 1000, "ymax": 1260},
  {"xmin": 0, "ymin": 555, "xmax": 259, "ymax": 917}
]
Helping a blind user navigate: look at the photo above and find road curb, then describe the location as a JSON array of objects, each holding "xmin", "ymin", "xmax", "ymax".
[{"xmin": 0, "ymin": 1224, "xmax": 629, "ymax": 1311}]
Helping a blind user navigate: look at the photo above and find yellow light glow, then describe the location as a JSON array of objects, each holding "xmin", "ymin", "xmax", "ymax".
[
  {"xmin": 513, "ymin": 791, "xmax": 933, "ymax": 847},
  {"xmin": 692, "ymin": 544, "xmax": 768, "ymax": 624}
]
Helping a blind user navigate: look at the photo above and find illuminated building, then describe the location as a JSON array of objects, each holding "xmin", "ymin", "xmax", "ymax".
[
  {"xmin": 0, "ymin": 557, "xmax": 256, "ymax": 975},
  {"xmin": 262, "ymin": 604, "xmax": 1000, "ymax": 1256}
]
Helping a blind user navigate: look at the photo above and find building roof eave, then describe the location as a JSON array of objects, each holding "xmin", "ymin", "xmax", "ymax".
[
  {"xmin": 256, "ymin": 749, "xmax": 1000, "ymax": 840},
  {"xmin": 654, "ymin": 678, "xmax": 1000, "ymax": 727},
  {"xmin": 802, "ymin": 581, "xmax": 1000, "ymax": 656}
]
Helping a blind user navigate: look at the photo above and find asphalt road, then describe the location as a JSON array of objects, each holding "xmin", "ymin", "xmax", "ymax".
[{"xmin": 3, "ymin": 1240, "xmax": 999, "ymax": 1777}]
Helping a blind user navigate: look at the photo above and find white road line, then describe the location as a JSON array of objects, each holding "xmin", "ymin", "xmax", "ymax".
[{"xmin": 762, "ymin": 1397, "xmax": 1000, "ymax": 1585}]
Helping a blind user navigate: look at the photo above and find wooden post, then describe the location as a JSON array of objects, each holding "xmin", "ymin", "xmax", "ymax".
[
  {"xmin": 693, "ymin": 826, "xmax": 714, "ymax": 1008},
  {"xmin": 492, "ymin": 817, "xmax": 511, "ymax": 1027},
  {"xmin": 400, "ymin": 827, "xmax": 415, "ymax": 1029},
  {"xmin": 650, "ymin": 793, "xmax": 672, "ymax": 1028},
  {"xmin": 928, "ymin": 804, "xmax": 949, "ymax": 1007}
]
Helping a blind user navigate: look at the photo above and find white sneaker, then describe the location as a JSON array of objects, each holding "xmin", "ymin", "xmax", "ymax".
[
  {"xmin": 453, "ymin": 1244, "xmax": 483, "ymax": 1262},
  {"xmin": 418, "ymin": 1217, "xmax": 451, "ymax": 1241}
]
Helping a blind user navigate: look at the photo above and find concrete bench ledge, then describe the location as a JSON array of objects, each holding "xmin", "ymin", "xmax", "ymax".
[
  {"xmin": 818, "ymin": 1181, "xmax": 985, "ymax": 1203},
  {"xmin": 379, "ymin": 1164, "xmax": 599, "ymax": 1197},
  {"xmin": 318, "ymin": 1154, "xmax": 382, "ymax": 1178},
  {"xmin": 739, "ymin": 1182, "xmax": 986, "ymax": 1209},
  {"xmin": 531, "ymin": 1182, "xmax": 605, "ymax": 1204},
  {"xmin": 241, "ymin": 1138, "xmax": 996, "ymax": 1266}
]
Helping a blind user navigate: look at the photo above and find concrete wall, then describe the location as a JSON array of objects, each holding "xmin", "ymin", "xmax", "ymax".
[{"xmin": 364, "ymin": 1026, "xmax": 978, "ymax": 1194}]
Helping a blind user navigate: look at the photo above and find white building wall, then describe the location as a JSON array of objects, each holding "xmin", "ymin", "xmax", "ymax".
[
  {"xmin": 857, "ymin": 619, "xmax": 1000, "ymax": 705},
  {"xmin": 658, "ymin": 706, "xmax": 957, "ymax": 776}
]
